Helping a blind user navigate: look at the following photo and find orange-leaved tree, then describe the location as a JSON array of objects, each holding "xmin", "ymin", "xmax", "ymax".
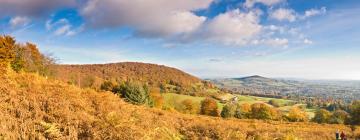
[{"xmin": 200, "ymin": 98, "xmax": 219, "ymax": 116}]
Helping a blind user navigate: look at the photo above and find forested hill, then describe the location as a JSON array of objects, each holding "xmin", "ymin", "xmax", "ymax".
[{"xmin": 53, "ymin": 62, "xmax": 203, "ymax": 89}]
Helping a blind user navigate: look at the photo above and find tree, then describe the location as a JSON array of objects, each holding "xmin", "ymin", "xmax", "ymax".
[
  {"xmin": 250, "ymin": 103, "xmax": 279, "ymax": 120},
  {"xmin": 234, "ymin": 103, "xmax": 251, "ymax": 119},
  {"xmin": 287, "ymin": 107, "xmax": 308, "ymax": 122},
  {"xmin": 180, "ymin": 99, "xmax": 198, "ymax": 114},
  {"xmin": 0, "ymin": 35, "xmax": 16, "ymax": 67},
  {"xmin": 221, "ymin": 104, "xmax": 236, "ymax": 118},
  {"xmin": 117, "ymin": 82, "xmax": 150, "ymax": 105},
  {"xmin": 312, "ymin": 109, "xmax": 331, "ymax": 124},
  {"xmin": 200, "ymin": 98, "xmax": 219, "ymax": 116},
  {"xmin": 350, "ymin": 100, "xmax": 360, "ymax": 125},
  {"xmin": 329, "ymin": 110, "xmax": 349, "ymax": 124}
]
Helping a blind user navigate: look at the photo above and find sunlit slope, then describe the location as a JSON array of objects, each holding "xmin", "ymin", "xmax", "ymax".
[{"xmin": 0, "ymin": 70, "xmax": 357, "ymax": 139}]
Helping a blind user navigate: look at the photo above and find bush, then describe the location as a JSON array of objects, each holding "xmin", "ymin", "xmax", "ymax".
[
  {"xmin": 180, "ymin": 99, "xmax": 199, "ymax": 114},
  {"xmin": 200, "ymin": 98, "xmax": 219, "ymax": 116},
  {"xmin": 234, "ymin": 103, "xmax": 252, "ymax": 119},
  {"xmin": 116, "ymin": 82, "xmax": 150, "ymax": 105},
  {"xmin": 287, "ymin": 107, "xmax": 308, "ymax": 122},
  {"xmin": 350, "ymin": 100, "xmax": 360, "ymax": 125},
  {"xmin": 329, "ymin": 110, "xmax": 349, "ymax": 124},
  {"xmin": 149, "ymin": 88, "xmax": 164, "ymax": 109},
  {"xmin": 100, "ymin": 80, "xmax": 117, "ymax": 91},
  {"xmin": 268, "ymin": 99, "xmax": 281, "ymax": 107},
  {"xmin": 312, "ymin": 109, "xmax": 331, "ymax": 124},
  {"xmin": 250, "ymin": 103, "xmax": 279, "ymax": 120},
  {"xmin": 221, "ymin": 104, "xmax": 236, "ymax": 118}
]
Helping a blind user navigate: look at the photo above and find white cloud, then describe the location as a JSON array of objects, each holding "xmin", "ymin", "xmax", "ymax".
[
  {"xmin": 47, "ymin": 18, "xmax": 82, "ymax": 36},
  {"xmin": 264, "ymin": 38, "xmax": 289, "ymax": 47},
  {"xmin": 270, "ymin": 8, "xmax": 296, "ymax": 22},
  {"xmin": 303, "ymin": 38, "xmax": 313, "ymax": 45},
  {"xmin": 54, "ymin": 24, "xmax": 71, "ymax": 36},
  {"xmin": 203, "ymin": 9, "xmax": 262, "ymax": 46},
  {"xmin": 244, "ymin": 0, "xmax": 284, "ymax": 8},
  {"xmin": 251, "ymin": 38, "xmax": 288, "ymax": 47},
  {"xmin": 80, "ymin": 0, "xmax": 213, "ymax": 37},
  {"xmin": 9, "ymin": 16, "xmax": 30, "ymax": 28},
  {"xmin": 302, "ymin": 7, "xmax": 327, "ymax": 19}
]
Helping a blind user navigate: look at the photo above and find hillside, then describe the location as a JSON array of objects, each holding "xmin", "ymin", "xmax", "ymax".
[
  {"xmin": 52, "ymin": 62, "xmax": 205, "ymax": 90},
  {"xmin": 211, "ymin": 75, "xmax": 360, "ymax": 101},
  {"xmin": 0, "ymin": 69, "xmax": 358, "ymax": 139}
]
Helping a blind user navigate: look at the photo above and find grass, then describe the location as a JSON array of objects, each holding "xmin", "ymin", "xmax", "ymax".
[{"xmin": 163, "ymin": 93, "xmax": 224, "ymax": 109}]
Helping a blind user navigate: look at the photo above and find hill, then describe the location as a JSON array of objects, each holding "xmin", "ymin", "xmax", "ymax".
[
  {"xmin": 0, "ymin": 69, "xmax": 358, "ymax": 139},
  {"xmin": 52, "ymin": 62, "xmax": 213, "ymax": 94},
  {"xmin": 211, "ymin": 75, "xmax": 360, "ymax": 101}
]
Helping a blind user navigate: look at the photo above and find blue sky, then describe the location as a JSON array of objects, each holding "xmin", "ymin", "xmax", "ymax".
[{"xmin": 1, "ymin": 0, "xmax": 360, "ymax": 80}]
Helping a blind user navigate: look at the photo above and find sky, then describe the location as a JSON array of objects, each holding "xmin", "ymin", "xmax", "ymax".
[{"xmin": 1, "ymin": 0, "xmax": 360, "ymax": 80}]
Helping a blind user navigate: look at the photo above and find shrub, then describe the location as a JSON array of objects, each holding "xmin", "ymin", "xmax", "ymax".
[
  {"xmin": 287, "ymin": 107, "xmax": 308, "ymax": 122},
  {"xmin": 250, "ymin": 103, "xmax": 279, "ymax": 120},
  {"xmin": 149, "ymin": 92, "xmax": 164, "ymax": 109},
  {"xmin": 312, "ymin": 109, "xmax": 331, "ymax": 124},
  {"xmin": 100, "ymin": 80, "xmax": 117, "ymax": 91},
  {"xmin": 350, "ymin": 100, "xmax": 360, "ymax": 125},
  {"xmin": 268, "ymin": 99, "xmax": 281, "ymax": 107},
  {"xmin": 117, "ymin": 82, "xmax": 150, "ymax": 105},
  {"xmin": 235, "ymin": 103, "xmax": 253, "ymax": 119},
  {"xmin": 221, "ymin": 104, "xmax": 236, "ymax": 118},
  {"xmin": 180, "ymin": 99, "xmax": 199, "ymax": 114},
  {"xmin": 329, "ymin": 110, "xmax": 349, "ymax": 124},
  {"xmin": 200, "ymin": 98, "xmax": 219, "ymax": 116}
]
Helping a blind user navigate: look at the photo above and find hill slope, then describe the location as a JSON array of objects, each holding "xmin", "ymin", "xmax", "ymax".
[
  {"xmin": 0, "ymin": 70, "xmax": 358, "ymax": 139},
  {"xmin": 53, "ymin": 62, "xmax": 203, "ymax": 89},
  {"xmin": 211, "ymin": 75, "xmax": 360, "ymax": 101}
]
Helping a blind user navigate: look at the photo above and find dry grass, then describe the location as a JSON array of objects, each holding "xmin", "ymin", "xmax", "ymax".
[{"xmin": 0, "ymin": 70, "xmax": 358, "ymax": 140}]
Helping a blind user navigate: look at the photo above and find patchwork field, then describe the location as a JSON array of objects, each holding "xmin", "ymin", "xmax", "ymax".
[{"xmin": 163, "ymin": 93, "xmax": 317, "ymax": 118}]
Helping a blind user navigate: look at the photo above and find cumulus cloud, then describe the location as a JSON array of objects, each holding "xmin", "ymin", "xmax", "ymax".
[
  {"xmin": 244, "ymin": 0, "xmax": 284, "ymax": 8},
  {"xmin": 80, "ymin": 0, "xmax": 213, "ymax": 37},
  {"xmin": 9, "ymin": 16, "xmax": 30, "ymax": 28},
  {"xmin": 270, "ymin": 8, "xmax": 296, "ymax": 22},
  {"xmin": 202, "ymin": 9, "xmax": 262, "ymax": 46},
  {"xmin": 0, "ymin": 0, "xmax": 76, "ymax": 17}
]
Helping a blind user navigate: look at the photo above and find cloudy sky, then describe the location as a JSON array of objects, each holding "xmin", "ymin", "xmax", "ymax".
[{"xmin": 1, "ymin": 0, "xmax": 360, "ymax": 80}]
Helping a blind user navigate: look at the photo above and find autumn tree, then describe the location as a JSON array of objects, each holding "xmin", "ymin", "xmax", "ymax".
[
  {"xmin": 0, "ymin": 35, "xmax": 16, "ymax": 68},
  {"xmin": 287, "ymin": 107, "xmax": 308, "ymax": 122},
  {"xmin": 329, "ymin": 110, "xmax": 349, "ymax": 124},
  {"xmin": 250, "ymin": 103, "xmax": 279, "ymax": 120},
  {"xmin": 200, "ymin": 98, "xmax": 219, "ymax": 116},
  {"xmin": 313, "ymin": 109, "xmax": 331, "ymax": 124},
  {"xmin": 180, "ymin": 99, "xmax": 198, "ymax": 114},
  {"xmin": 234, "ymin": 103, "xmax": 252, "ymax": 119}
]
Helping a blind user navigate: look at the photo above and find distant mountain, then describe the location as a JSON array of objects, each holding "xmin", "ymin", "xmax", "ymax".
[
  {"xmin": 210, "ymin": 75, "xmax": 360, "ymax": 101},
  {"xmin": 53, "ymin": 62, "xmax": 203, "ymax": 89}
]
